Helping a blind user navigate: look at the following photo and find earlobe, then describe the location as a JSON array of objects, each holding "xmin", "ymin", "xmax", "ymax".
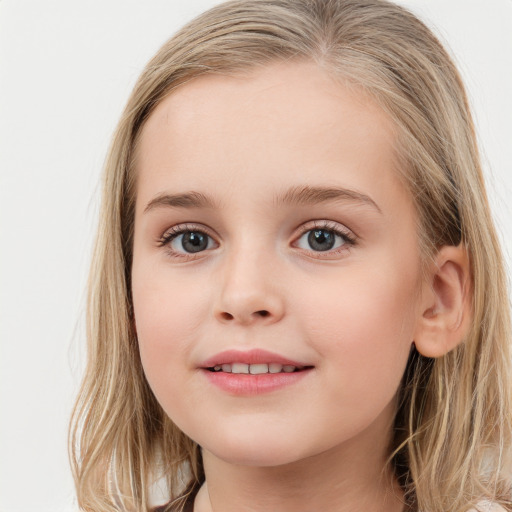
[{"xmin": 414, "ymin": 245, "xmax": 472, "ymax": 358}]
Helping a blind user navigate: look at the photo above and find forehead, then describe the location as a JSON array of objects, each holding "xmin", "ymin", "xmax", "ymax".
[{"xmin": 134, "ymin": 60, "xmax": 409, "ymax": 216}]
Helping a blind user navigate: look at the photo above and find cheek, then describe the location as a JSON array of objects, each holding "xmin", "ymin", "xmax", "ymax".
[
  {"xmin": 131, "ymin": 268, "xmax": 209, "ymax": 399},
  {"xmin": 293, "ymin": 263, "xmax": 418, "ymax": 408}
]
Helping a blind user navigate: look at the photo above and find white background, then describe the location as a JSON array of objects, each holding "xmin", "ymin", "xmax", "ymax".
[{"xmin": 0, "ymin": 1, "xmax": 511, "ymax": 511}]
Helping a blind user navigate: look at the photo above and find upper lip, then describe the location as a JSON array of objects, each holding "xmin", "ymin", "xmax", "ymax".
[{"xmin": 200, "ymin": 349, "xmax": 310, "ymax": 368}]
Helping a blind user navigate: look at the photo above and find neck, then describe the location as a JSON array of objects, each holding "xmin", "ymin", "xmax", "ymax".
[{"xmin": 194, "ymin": 407, "xmax": 405, "ymax": 512}]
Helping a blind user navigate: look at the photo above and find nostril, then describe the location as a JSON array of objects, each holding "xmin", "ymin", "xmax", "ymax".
[{"xmin": 217, "ymin": 310, "xmax": 271, "ymax": 322}]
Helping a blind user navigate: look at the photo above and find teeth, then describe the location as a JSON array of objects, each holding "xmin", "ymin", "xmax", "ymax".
[
  {"xmin": 231, "ymin": 363, "xmax": 249, "ymax": 374},
  {"xmin": 269, "ymin": 363, "xmax": 283, "ymax": 373},
  {"xmin": 249, "ymin": 363, "xmax": 269, "ymax": 374},
  {"xmin": 212, "ymin": 363, "xmax": 300, "ymax": 374}
]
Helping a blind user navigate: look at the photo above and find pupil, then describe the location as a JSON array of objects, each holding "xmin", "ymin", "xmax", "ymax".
[
  {"xmin": 182, "ymin": 232, "xmax": 208, "ymax": 253},
  {"xmin": 308, "ymin": 229, "xmax": 335, "ymax": 251}
]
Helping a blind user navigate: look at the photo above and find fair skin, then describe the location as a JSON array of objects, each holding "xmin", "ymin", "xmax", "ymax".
[{"xmin": 131, "ymin": 61, "xmax": 470, "ymax": 512}]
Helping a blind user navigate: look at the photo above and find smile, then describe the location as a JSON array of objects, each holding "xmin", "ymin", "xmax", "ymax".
[
  {"xmin": 200, "ymin": 349, "xmax": 314, "ymax": 395},
  {"xmin": 208, "ymin": 363, "xmax": 306, "ymax": 374}
]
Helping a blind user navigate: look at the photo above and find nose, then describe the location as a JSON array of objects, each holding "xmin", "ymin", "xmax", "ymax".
[{"xmin": 213, "ymin": 247, "xmax": 285, "ymax": 326}]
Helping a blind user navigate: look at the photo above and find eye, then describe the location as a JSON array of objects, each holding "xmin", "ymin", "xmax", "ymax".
[
  {"xmin": 171, "ymin": 231, "xmax": 213, "ymax": 253},
  {"xmin": 159, "ymin": 225, "xmax": 217, "ymax": 256},
  {"xmin": 294, "ymin": 222, "xmax": 355, "ymax": 253}
]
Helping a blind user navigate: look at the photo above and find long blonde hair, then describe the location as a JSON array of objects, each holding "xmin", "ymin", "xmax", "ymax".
[{"xmin": 70, "ymin": 1, "xmax": 512, "ymax": 511}]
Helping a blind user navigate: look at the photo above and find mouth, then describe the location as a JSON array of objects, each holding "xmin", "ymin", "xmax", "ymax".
[
  {"xmin": 206, "ymin": 363, "xmax": 312, "ymax": 374},
  {"xmin": 200, "ymin": 348, "xmax": 313, "ymax": 373},
  {"xmin": 200, "ymin": 349, "xmax": 314, "ymax": 395}
]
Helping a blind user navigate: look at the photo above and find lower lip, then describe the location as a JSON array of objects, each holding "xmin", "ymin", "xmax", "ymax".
[{"xmin": 202, "ymin": 369, "xmax": 312, "ymax": 395}]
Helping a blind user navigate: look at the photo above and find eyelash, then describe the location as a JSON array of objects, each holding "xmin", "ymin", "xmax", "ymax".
[
  {"xmin": 157, "ymin": 220, "xmax": 357, "ymax": 260},
  {"xmin": 157, "ymin": 223, "xmax": 217, "ymax": 260},
  {"xmin": 294, "ymin": 220, "xmax": 357, "ymax": 257}
]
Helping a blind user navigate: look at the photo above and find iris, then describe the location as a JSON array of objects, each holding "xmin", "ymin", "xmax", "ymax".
[
  {"xmin": 308, "ymin": 229, "xmax": 336, "ymax": 251},
  {"xmin": 181, "ymin": 232, "xmax": 208, "ymax": 253}
]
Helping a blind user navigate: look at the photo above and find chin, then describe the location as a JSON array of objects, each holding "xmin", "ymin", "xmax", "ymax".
[
  {"xmin": 208, "ymin": 442, "xmax": 305, "ymax": 468},
  {"xmin": 198, "ymin": 424, "xmax": 311, "ymax": 468}
]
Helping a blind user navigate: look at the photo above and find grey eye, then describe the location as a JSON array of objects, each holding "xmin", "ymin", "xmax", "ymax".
[
  {"xmin": 296, "ymin": 229, "xmax": 346, "ymax": 252},
  {"xmin": 171, "ymin": 231, "xmax": 212, "ymax": 253}
]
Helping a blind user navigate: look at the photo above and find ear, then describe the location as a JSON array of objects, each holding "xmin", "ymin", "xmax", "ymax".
[{"xmin": 413, "ymin": 244, "xmax": 472, "ymax": 358}]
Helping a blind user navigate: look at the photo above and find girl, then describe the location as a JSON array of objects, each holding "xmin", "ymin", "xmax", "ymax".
[{"xmin": 69, "ymin": 1, "xmax": 512, "ymax": 511}]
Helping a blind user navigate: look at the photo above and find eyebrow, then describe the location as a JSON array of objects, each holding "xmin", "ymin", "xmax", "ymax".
[
  {"xmin": 144, "ymin": 191, "xmax": 219, "ymax": 213},
  {"xmin": 143, "ymin": 185, "xmax": 381, "ymax": 214},
  {"xmin": 273, "ymin": 185, "xmax": 382, "ymax": 213}
]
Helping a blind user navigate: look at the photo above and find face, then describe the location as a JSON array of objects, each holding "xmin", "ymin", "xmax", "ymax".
[{"xmin": 132, "ymin": 61, "xmax": 424, "ymax": 468}]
